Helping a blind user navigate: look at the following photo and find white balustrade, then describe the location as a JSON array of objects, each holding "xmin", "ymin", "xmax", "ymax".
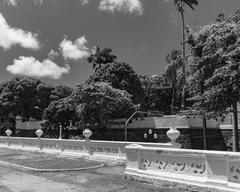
[
  {"xmin": 0, "ymin": 135, "xmax": 178, "ymax": 161},
  {"xmin": 125, "ymin": 144, "xmax": 240, "ymax": 192}
]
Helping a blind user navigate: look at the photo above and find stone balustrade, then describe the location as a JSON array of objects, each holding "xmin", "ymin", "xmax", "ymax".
[
  {"xmin": 125, "ymin": 144, "xmax": 240, "ymax": 192},
  {"xmin": 0, "ymin": 136, "xmax": 177, "ymax": 161}
]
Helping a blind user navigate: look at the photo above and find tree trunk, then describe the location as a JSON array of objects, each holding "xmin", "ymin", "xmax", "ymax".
[
  {"xmin": 180, "ymin": 11, "xmax": 186, "ymax": 109},
  {"xmin": 200, "ymin": 79, "xmax": 207, "ymax": 150},
  {"xmin": 171, "ymin": 85, "xmax": 175, "ymax": 115},
  {"xmin": 202, "ymin": 117, "xmax": 207, "ymax": 150},
  {"xmin": 232, "ymin": 101, "xmax": 239, "ymax": 152}
]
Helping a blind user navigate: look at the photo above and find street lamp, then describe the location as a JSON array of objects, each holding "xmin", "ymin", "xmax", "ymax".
[
  {"xmin": 59, "ymin": 123, "xmax": 62, "ymax": 139},
  {"xmin": 124, "ymin": 111, "xmax": 149, "ymax": 141}
]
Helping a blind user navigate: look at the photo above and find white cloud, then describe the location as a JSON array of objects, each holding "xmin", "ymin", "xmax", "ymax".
[
  {"xmin": 99, "ymin": 0, "xmax": 144, "ymax": 15},
  {"xmin": 80, "ymin": 0, "xmax": 89, "ymax": 5},
  {"xmin": 0, "ymin": 13, "xmax": 40, "ymax": 50},
  {"xmin": 48, "ymin": 49, "xmax": 60, "ymax": 60},
  {"xmin": 4, "ymin": 0, "xmax": 17, "ymax": 6},
  {"xmin": 7, "ymin": 56, "xmax": 70, "ymax": 79},
  {"xmin": 60, "ymin": 36, "xmax": 90, "ymax": 60},
  {"xmin": 5, "ymin": 0, "xmax": 88, "ymax": 6}
]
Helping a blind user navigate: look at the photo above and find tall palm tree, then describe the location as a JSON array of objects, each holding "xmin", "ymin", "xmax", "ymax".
[
  {"xmin": 87, "ymin": 46, "xmax": 117, "ymax": 72},
  {"xmin": 173, "ymin": 0, "xmax": 198, "ymax": 109},
  {"xmin": 165, "ymin": 50, "xmax": 183, "ymax": 115}
]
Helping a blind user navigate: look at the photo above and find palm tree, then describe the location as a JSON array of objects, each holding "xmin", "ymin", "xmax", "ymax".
[
  {"xmin": 87, "ymin": 46, "xmax": 117, "ymax": 72},
  {"xmin": 165, "ymin": 50, "xmax": 183, "ymax": 115},
  {"xmin": 173, "ymin": 0, "xmax": 198, "ymax": 109}
]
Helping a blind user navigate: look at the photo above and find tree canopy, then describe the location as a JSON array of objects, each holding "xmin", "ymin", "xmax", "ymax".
[
  {"xmin": 70, "ymin": 82, "xmax": 134, "ymax": 129},
  {"xmin": 140, "ymin": 75, "xmax": 172, "ymax": 114},
  {"xmin": 187, "ymin": 10, "xmax": 240, "ymax": 151},
  {"xmin": 187, "ymin": 10, "xmax": 240, "ymax": 118},
  {"xmin": 0, "ymin": 76, "xmax": 73, "ymax": 121},
  {"xmin": 43, "ymin": 97, "xmax": 77, "ymax": 127},
  {"xmin": 87, "ymin": 46, "xmax": 117, "ymax": 72},
  {"xmin": 165, "ymin": 50, "xmax": 183, "ymax": 114},
  {"xmin": 88, "ymin": 62, "xmax": 143, "ymax": 104}
]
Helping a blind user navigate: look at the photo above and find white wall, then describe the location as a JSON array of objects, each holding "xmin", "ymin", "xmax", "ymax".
[{"xmin": 108, "ymin": 116, "xmax": 219, "ymax": 129}]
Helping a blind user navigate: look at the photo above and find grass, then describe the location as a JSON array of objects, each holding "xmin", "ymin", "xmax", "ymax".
[{"xmin": 0, "ymin": 148, "xmax": 101, "ymax": 170}]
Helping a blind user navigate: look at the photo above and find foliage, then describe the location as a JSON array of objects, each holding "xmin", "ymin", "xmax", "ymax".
[
  {"xmin": 0, "ymin": 76, "xmax": 73, "ymax": 122},
  {"xmin": 49, "ymin": 85, "xmax": 73, "ymax": 102},
  {"xmin": 87, "ymin": 46, "xmax": 117, "ymax": 72},
  {"xmin": 70, "ymin": 82, "xmax": 134, "ymax": 129},
  {"xmin": 140, "ymin": 75, "xmax": 172, "ymax": 114},
  {"xmin": 173, "ymin": 0, "xmax": 198, "ymax": 12},
  {"xmin": 186, "ymin": 10, "xmax": 240, "ymax": 151},
  {"xmin": 0, "ymin": 76, "xmax": 42, "ymax": 121},
  {"xmin": 165, "ymin": 50, "xmax": 183, "ymax": 114},
  {"xmin": 43, "ymin": 97, "xmax": 77, "ymax": 128},
  {"xmin": 171, "ymin": 0, "xmax": 198, "ymax": 109},
  {"xmin": 186, "ymin": 10, "xmax": 240, "ymax": 118},
  {"xmin": 87, "ymin": 62, "xmax": 144, "ymax": 104}
]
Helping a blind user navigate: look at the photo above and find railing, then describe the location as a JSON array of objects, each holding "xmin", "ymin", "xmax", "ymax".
[
  {"xmin": 0, "ymin": 136, "xmax": 177, "ymax": 161},
  {"xmin": 0, "ymin": 124, "xmax": 182, "ymax": 161},
  {"xmin": 125, "ymin": 144, "xmax": 240, "ymax": 192}
]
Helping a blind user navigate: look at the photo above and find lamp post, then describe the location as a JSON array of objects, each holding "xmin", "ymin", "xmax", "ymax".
[
  {"xmin": 124, "ymin": 111, "xmax": 149, "ymax": 141},
  {"xmin": 59, "ymin": 123, "xmax": 62, "ymax": 139}
]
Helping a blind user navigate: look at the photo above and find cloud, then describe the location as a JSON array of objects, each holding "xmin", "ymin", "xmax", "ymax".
[
  {"xmin": 169, "ymin": 13, "xmax": 178, "ymax": 27},
  {"xmin": 33, "ymin": 0, "xmax": 44, "ymax": 6},
  {"xmin": 4, "ymin": 0, "xmax": 45, "ymax": 7},
  {"xmin": 99, "ymin": 0, "xmax": 144, "ymax": 15},
  {"xmin": 0, "ymin": 13, "xmax": 40, "ymax": 50},
  {"xmin": 59, "ymin": 36, "xmax": 90, "ymax": 61},
  {"xmin": 80, "ymin": 0, "xmax": 89, "ymax": 5},
  {"xmin": 4, "ymin": 0, "xmax": 17, "ymax": 6},
  {"xmin": 48, "ymin": 49, "xmax": 60, "ymax": 60},
  {"xmin": 7, "ymin": 56, "xmax": 70, "ymax": 79}
]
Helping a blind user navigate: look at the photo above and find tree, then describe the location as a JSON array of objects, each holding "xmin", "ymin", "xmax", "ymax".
[
  {"xmin": 70, "ymin": 82, "xmax": 134, "ymax": 133},
  {"xmin": 140, "ymin": 75, "xmax": 172, "ymax": 114},
  {"xmin": 43, "ymin": 97, "xmax": 78, "ymax": 138},
  {"xmin": 165, "ymin": 50, "xmax": 183, "ymax": 114},
  {"xmin": 0, "ymin": 76, "xmax": 73, "ymax": 135},
  {"xmin": 0, "ymin": 76, "xmax": 41, "ymax": 121},
  {"xmin": 186, "ymin": 10, "xmax": 240, "ymax": 151},
  {"xmin": 185, "ymin": 55, "xmax": 211, "ymax": 150},
  {"xmin": 87, "ymin": 46, "xmax": 117, "ymax": 72},
  {"xmin": 87, "ymin": 62, "xmax": 144, "ymax": 104},
  {"xmin": 49, "ymin": 85, "xmax": 73, "ymax": 102},
  {"xmin": 35, "ymin": 83, "xmax": 54, "ymax": 119},
  {"xmin": 172, "ymin": 0, "xmax": 198, "ymax": 108}
]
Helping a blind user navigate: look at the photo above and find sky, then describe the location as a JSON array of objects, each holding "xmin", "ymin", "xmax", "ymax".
[{"xmin": 0, "ymin": 0, "xmax": 239, "ymax": 87}]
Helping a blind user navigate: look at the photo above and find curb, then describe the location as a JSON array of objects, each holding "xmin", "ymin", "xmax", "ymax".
[{"xmin": 0, "ymin": 160, "xmax": 104, "ymax": 172}]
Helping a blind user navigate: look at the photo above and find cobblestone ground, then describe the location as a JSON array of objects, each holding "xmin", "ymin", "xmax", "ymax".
[{"xmin": 0, "ymin": 148, "xmax": 228, "ymax": 192}]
